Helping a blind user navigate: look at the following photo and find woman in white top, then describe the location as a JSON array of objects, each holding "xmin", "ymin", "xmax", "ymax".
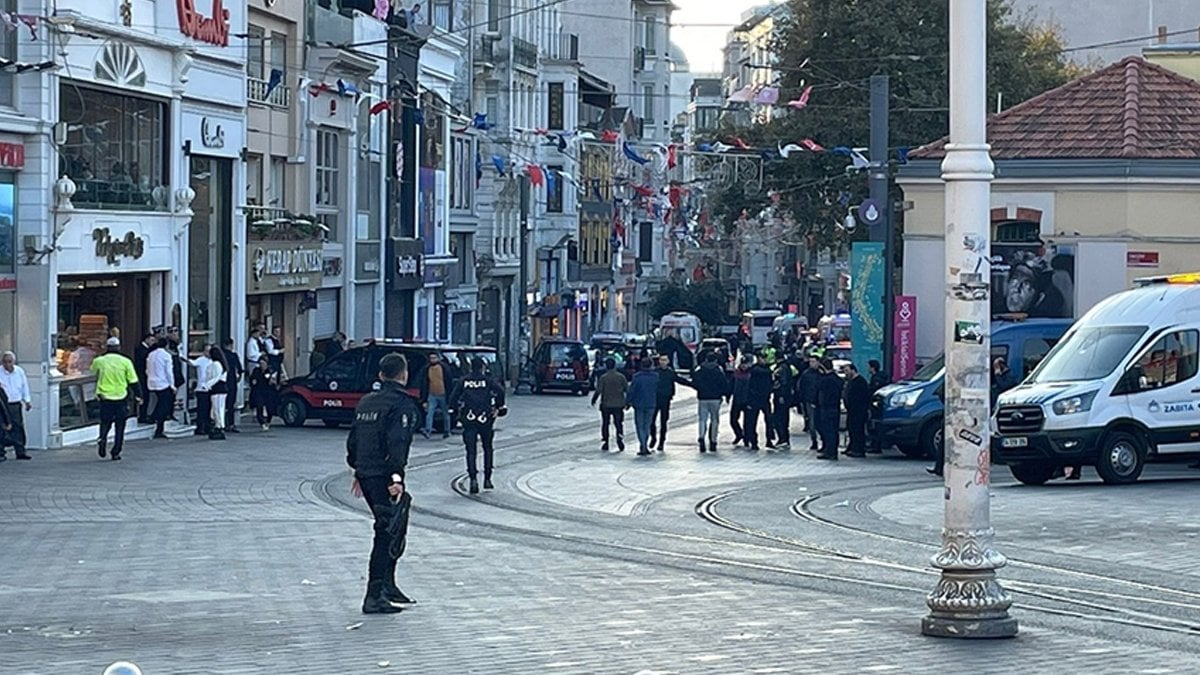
[{"xmin": 204, "ymin": 345, "xmax": 230, "ymax": 440}]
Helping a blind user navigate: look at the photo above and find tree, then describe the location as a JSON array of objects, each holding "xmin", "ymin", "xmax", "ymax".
[
  {"xmin": 648, "ymin": 280, "xmax": 729, "ymax": 326},
  {"xmin": 706, "ymin": 0, "xmax": 1082, "ymax": 253}
]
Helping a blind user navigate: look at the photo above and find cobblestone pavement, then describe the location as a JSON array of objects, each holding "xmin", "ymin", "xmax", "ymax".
[{"xmin": 1, "ymin": 391, "xmax": 1198, "ymax": 674}]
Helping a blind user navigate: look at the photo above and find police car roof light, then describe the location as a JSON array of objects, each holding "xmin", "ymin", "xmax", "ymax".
[{"xmin": 1134, "ymin": 272, "xmax": 1200, "ymax": 286}]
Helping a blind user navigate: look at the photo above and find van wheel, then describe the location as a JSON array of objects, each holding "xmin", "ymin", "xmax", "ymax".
[
  {"xmin": 912, "ymin": 418, "xmax": 943, "ymax": 460},
  {"xmin": 280, "ymin": 397, "xmax": 307, "ymax": 428},
  {"xmin": 1095, "ymin": 431, "xmax": 1145, "ymax": 485},
  {"xmin": 1009, "ymin": 462, "xmax": 1056, "ymax": 486}
]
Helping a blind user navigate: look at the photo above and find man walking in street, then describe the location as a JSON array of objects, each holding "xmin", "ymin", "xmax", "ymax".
[
  {"xmin": 346, "ymin": 353, "xmax": 419, "ymax": 614},
  {"xmin": 221, "ymin": 338, "xmax": 244, "ymax": 433},
  {"xmin": 842, "ymin": 363, "xmax": 871, "ymax": 458},
  {"xmin": 626, "ymin": 360, "xmax": 659, "ymax": 456},
  {"xmin": 146, "ymin": 339, "xmax": 175, "ymax": 439},
  {"xmin": 745, "ymin": 354, "xmax": 773, "ymax": 451},
  {"xmin": 449, "ymin": 358, "xmax": 507, "ymax": 494},
  {"xmin": 815, "ymin": 358, "xmax": 843, "ymax": 460},
  {"xmin": 133, "ymin": 333, "xmax": 156, "ymax": 423},
  {"xmin": 648, "ymin": 354, "xmax": 679, "ymax": 452},
  {"xmin": 0, "ymin": 351, "xmax": 32, "ymax": 460},
  {"xmin": 728, "ymin": 356, "xmax": 753, "ymax": 446},
  {"xmin": 683, "ymin": 352, "xmax": 728, "ymax": 453},
  {"xmin": 591, "ymin": 358, "xmax": 628, "ymax": 452},
  {"xmin": 798, "ymin": 355, "xmax": 822, "ymax": 451},
  {"xmin": 91, "ymin": 337, "xmax": 140, "ymax": 461},
  {"xmin": 420, "ymin": 352, "xmax": 451, "ymax": 439}
]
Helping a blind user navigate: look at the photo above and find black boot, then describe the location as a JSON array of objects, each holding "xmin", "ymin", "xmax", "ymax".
[
  {"xmin": 362, "ymin": 582, "xmax": 404, "ymax": 614},
  {"xmin": 483, "ymin": 475, "xmax": 494, "ymax": 490},
  {"xmin": 469, "ymin": 477, "xmax": 480, "ymax": 494},
  {"xmin": 383, "ymin": 583, "xmax": 416, "ymax": 607},
  {"xmin": 709, "ymin": 441, "xmax": 717, "ymax": 453}
]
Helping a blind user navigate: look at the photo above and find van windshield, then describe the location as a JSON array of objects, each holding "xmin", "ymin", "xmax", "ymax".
[
  {"xmin": 1029, "ymin": 326, "xmax": 1146, "ymax": 383},
  {"xmin": 910, "ymin": 354, "xmax": 945, "ymax": 382}
]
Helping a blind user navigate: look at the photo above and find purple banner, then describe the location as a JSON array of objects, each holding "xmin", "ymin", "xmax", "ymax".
[{"xmin": 893, "ymin": 295, "xmax": 917, "ymax": 381}]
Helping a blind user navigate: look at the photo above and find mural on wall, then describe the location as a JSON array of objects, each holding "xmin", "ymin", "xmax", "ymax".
[{"xmin": 991, "ymin": 241, "xmax": 1075, "ymax": 318}]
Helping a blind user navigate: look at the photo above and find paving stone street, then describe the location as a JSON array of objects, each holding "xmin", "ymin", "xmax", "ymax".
[{"xmin": 2, "ymin": 390, "xmax": 1199, "ymax": 674}]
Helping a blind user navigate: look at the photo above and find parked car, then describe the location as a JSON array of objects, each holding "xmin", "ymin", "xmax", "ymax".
[
  {"xmin": 276, "ymin": 340, "xmax": 500, "ymax": 429},
  {"xmin": 530, "ymin": 338, "xmax": 590, "ymax": 394}
]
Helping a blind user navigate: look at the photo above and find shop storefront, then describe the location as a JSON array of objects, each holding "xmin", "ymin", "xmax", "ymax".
[
  {"xmin": 385, "ymin": 237, "xmax": 424, "ymax": 338},
  {"xmin": 246, "ymin": 241, "xmax": 324, "ymax": 377}
]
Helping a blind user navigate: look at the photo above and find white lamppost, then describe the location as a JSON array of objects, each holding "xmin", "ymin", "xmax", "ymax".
[{"xmin": 921, "ymin": 0, "xmax": 1018, "ymax": 639}]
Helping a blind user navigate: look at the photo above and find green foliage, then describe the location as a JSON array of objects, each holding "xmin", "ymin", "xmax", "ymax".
[
  {"xmin": 706, "ymin": 0, "xmax": 1079, "ymax": 253},
  {"xmin": 648, "ymin": 281, "xmax": 730, "ymax": 326}
]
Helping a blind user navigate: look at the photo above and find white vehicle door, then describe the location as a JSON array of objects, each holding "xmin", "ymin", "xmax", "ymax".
[{"xmin": 1113, "ymin": 328, "xmax": 1200, "ymax": 455}]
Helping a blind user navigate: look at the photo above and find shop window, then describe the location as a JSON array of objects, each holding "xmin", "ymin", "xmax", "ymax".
[
  {"xmin": 0, "ymin": 173, "xmax": 12, "ymax": 276},
  {"xmin": 59, "ymin": 85, "xmax": 168, "ymax": 211}
]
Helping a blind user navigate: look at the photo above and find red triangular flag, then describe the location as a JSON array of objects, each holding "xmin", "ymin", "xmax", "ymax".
[
  {"xmin": 601, "ymin": 130, "xmax": 620, "ymax": 143},
  {"xmin": 733, "ymin": 137, "xmax": 751, "ymax": 150},
  {"xmin": 801, "ymin": 138, "xmax": 825, "ymax": 152},
  {"xmin": 309, "ymin": 82, "xmax": 330, "ymax": 97},
  {"xmin": 369, "ymin": 100, "xmax": 391, "ymax": 116},
  {"xmin": 527, "ymin": 164, "xmax": 545, "ymax": 187}
]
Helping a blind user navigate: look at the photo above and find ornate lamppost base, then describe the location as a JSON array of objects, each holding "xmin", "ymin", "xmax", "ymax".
[
  {"xmin": 921, "ymin": 569, "xmax": 1019, "ymax": 639},
  {"xmin": 922, "ymin": 614, "xmax": 1019, "ymax": 639}
]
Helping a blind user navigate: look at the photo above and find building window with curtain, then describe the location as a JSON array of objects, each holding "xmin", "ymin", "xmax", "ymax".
[
  {"xmin": 316, "ymin": 129, "xmax": 340, "ymax": 240},
  {"xmin": 642, "ymin": 85, "xmax": 654, "ymax": 126},
  {"xmin": 450, "ymin": 134, "xmax": 474, "ymax": 212},
  {"xmin": 59, "ymin": 84, "xmax": 168, "ymax": 211},
  {"xmin": 429, "ymin": 0, "xmax": 452, "ymax": 30},
  {"xmin": 643, "ymin": 15, "xmax": 656, "ymax": 55}
]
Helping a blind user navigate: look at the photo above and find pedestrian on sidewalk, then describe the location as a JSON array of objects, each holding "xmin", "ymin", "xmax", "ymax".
[
  {"xmin": 768, "ymin": 357, "xmax": 795, "ymax": 451},
  {"xmin": 815, "ymin": 358, "xmax": 843, "ymax": 460},
  {"xmin": 728, "ymin": 355, "xmax": 753, "ymax": 446},
  {"xmin": 190, "ymin": 343, "xmax": 213, "ymax": 437},
  {"xmin": 626, "ymin": 359, "xmax": 659, "ymax": 456},
  {"xmin": 204, "ymin": 346, "xmax": 230, "ymax": 441},
  {"xmin": 867, "ymin": 360, "xmax": 888, "ymax": 454},
  {"xmin": 146, "ymin": 340, "xmax": 175, "ymax": 439},
  {"xmin": 249, "ymin": 359, "xmax": 276, "ymax": 431},
  {"xmin": 842, "ymin": 363, "xmax": 871, "ymax": 457},
  {"xmin": 449, "ymin": 358, "xmax": 507, "ymax": 494},
  {"xmin": 591, "ymin": 358, "xmax": 628, "ymax": 452},
  {"xmin": 798, "ymin": 355, "xmax": 822, "ymax": 451},
  {"xmin": 133, "ymin": 333, "xmax": 156, "ymax": 423},
  {"xmin": 221, "ymin": 338, "xmax": 244, "ymax": 433},
  {"xmin": 682, "ymin": 352, "xmax": 728, "ymax": 453},
  {"xmin": 420, "ymin": 353, "xmax": 451, "ymax": 439},
  {"xmin": 0, "ymin": 351, "xmax": 32, "ymax": 460},
  {"xmin": 346, "ymin": 353, "xmax": 419, "ymax": 614},
  {"xmin": 265, "ymin": 326, "xmax": 287, "ymax": 379},
  {"xmin": 91, "ymin": 337, "xmax": 139, "ymax": 461},
  {"xmin": 245, "ymin": 325, "xmax": 266, "ymax": 372},
  {"xmin": 648, "ymin": 354, "xmax": 680, "ymax": 452},
  {"xmin": 745, "ymin": 354, "xmax": 772, "ymax": 451}
]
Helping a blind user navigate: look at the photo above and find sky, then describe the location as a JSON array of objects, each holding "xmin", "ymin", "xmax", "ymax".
[{"xmin": 671, "ymin": 0, "xmax": 768, "ymax": 74}]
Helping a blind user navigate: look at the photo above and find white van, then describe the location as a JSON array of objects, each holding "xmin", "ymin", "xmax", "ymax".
[
  {"xmin": 993, "ymin": 274, "xmax": 1200, "ymax": 485},
  {"xmin": 658, "ymin": 311, "xmax": 702, "ymax": 353},
  {"xmin": 741, "ymin": 309, "xmax": 781, "ymax": 346}
]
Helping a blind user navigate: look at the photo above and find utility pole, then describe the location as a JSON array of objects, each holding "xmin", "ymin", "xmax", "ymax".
[
  {"xmin": 922, "ymin": 0, "xmax": 1017, "ymax": 639},
  {"xmin": 868, "ymin": 74, "xmax": 894, "ymax": 377}
]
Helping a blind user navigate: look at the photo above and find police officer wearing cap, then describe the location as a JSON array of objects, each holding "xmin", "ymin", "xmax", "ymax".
[
  {"xmin": 346, "ymin": 352, "xmax": 420, "ymax": 614},
  {"xmin": 449, "ymin": 357, "xmax": 507, "ymax": 494}
]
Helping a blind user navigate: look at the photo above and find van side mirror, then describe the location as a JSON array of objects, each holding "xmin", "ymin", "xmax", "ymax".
[{"xmin": 1113, "ymin": 369, "xmax": 1142, "ymax": 396}]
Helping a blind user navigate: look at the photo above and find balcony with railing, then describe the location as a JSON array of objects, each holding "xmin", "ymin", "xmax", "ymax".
[
  {"xmin": 512, "ymin": 37, "xmax": 538, "ymax": 70},
  {"xmin": 247, "ymin": 76, "xmax": 292, "ymax": 108}
]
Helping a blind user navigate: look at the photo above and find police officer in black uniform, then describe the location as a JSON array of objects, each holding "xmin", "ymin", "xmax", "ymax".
[
  {"xmin": 449, "ymin": 358, "xmax": 507, "ymax": 495},
  {"xmin": 346, "ymin": 353, "xmax": 420, "ymax": 614}
]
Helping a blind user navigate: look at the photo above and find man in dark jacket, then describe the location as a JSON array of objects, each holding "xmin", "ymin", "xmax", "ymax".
[
  {"xmin": 133, "ymin": 333, "xmax": 156, "ymax": 423},
  {"xmin": 449, "ymin": 358, "xmax": 507, "ymax": 494},
  {"xmin": 769, "ymin": 359, "xmax": 796, "ymax": 450},
  {"xmin": 682, "ymin": 353, "xmax": 729, "ymax": 453},
  {"xmin": 626, "ymin": 360, "xmax": 659, "ymax": 456},
  {"xmin": 797, "ymin": 355, "xmax": 822, "ymax": 451},
  {"xmin": 649, "ymin": 354, "xmax": 679, "ymax": 452},
  {"xmin": 221, "ymin": 338, "xmax": 244, "ymax": 433},
  {"xmin": 346, "ymin": 353, "xmax": 420, "ymax": 614},
  {"xmin": 842, "ymin": 363, "xmax": 871, "ymax": 457},
  {"xmin": 815, "ymin": 358, "xmax": 844, "ymax": 460},
  {"xmin": 728, "ymin": 356, "xmax": 753, "ymax": 446},
  {"xmin": 591, "ymin": 358, "xmax": 628, "ymax": 452},
  {"xmin": 867, "ymin": 360, "xmax": 888, "ymax": 454},
  {"xmin": 743, "ymin": 355, "xmax": 772, "ymax": 450}
]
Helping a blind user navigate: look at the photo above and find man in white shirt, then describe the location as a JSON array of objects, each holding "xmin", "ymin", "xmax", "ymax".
[
  {"xmin": 245, "ymin": 326, "xmax": 264, "ymax": 372},
  {"xmin": 0, "ymin": 351, "xmax": 31, "ymax": 459},
  {"xmin": 265, "ymin": 326, "xmax": 287, "ymax": 379},
  {"xmin": 190, "ymin": 345, "xmax": 213, "ymax": 436},
  {"xmin": 146, "ymin": 342, "xmax": 176, "ymax": 439}
]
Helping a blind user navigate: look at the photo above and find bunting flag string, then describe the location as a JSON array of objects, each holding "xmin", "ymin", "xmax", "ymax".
[
  {"xmin": 264, "ymin": 68, "xmax": 283, "ymax": 98},
  {"xmin": 622, "ymin": 141, "xmax": 650, "ymax": 166},
  {"xmin": 787, "ymin": 85, "xmax": 813, "ymax": 110},
  {"xmin": 369, "ymin": 99, "xmax": 391, "ymax": 116}
]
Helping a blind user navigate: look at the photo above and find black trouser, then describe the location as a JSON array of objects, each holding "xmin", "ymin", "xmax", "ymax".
[
  {"xmin": 360, "ymin": 475, "xmax": 399, "ymax": 593},
  {"xmin": 600, "ymin": 407, "xmax": 625, "ymax": 444},
  {"xmin": 744, "ymin": 406, "xmax": 761, "ymax": 447},
  {"xmin": 2, "ymin": 402, "xmax": 26, "ymax": 456},
  {"xmin": 846, "ymin": 412, "xmax": 867, "ymax": 455},
  {"xmin": 194, "ymin": 392, "xmax": 212, "ymax": 434},
  {"xmin": 151, "ymin": 388, "xmax": 174, "ymax": 435},
  {"xmin": 98, "ymin": 399, "xmax": 129, "ymax": 454},
  {"xmin": 771, "ymin": 398, "xmax": 790, "ymax": 445},
  {"xmin": 255, "ymin": 404, "xmax": 271, "ymax": 425},
  {"xmin": 650, "ymin": 402, "xmax": 670, "ymax": 443},
  {"xmin": 730, "ymin": 401, "xmax": 748, "ymax": 442},
  {"xmin": 802, "ymin": 402, "xmax": 819, "ymax": 448},
  {"xmin": 136, "ymin": 378, "xmax": 151, "ymax": 421},
  {"xmin": 225, "ymin": 386, "xmax": 239, "ymax": 428},
  {"xmin": 817, "ymin": 410, "xmax": 840, "ymax": 457},
  {"xmin": 463, "ymin": 421, "xmax": 495, "ymax": 479}
]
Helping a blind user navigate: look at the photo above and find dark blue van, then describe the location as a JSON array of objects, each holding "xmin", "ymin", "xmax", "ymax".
[{"xmin": 869, "ymin": 319, "xmax": 1073, "ymax": 459}]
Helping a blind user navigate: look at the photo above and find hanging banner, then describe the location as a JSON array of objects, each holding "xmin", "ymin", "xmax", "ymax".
[
  {"xmin": 893, "ymin": 295, "xmax": 917, "ymax": 380},
  {"xmin": 850, "ymin": 242, "xmax": 885, "ymax": 376}
]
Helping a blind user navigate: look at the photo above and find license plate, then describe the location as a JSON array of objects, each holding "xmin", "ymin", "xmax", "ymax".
[
  {"xmin": 1001, "ymin": 437, "xmax": 1028, "ymax": 448},
  {"xmin": 555, "ymin": 371, "xmax": 575, "ymax": 381}
]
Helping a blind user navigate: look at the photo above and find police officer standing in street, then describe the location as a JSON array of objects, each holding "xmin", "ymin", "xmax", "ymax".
[
  {"xmin": 449, "ymin": 358, "xmax": 507, "ymax": 494},
  {"xmin": 346, "ymin": 353, "xmax": 420, "ymax": 614}
]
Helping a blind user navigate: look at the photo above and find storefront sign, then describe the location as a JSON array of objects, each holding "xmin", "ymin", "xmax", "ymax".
[
  {"xmin": 0, "ymin": 142, "xmax": 24, "ymax": 169},
  {"xmin": 1127, "ymin": 251, "xmax": 1160, "ymax": 268},
  {"xmin": 323, "ymin": 257, "xmax": 343, "ymax": 277},
  {"xmin": 200, "ymin": 118, "xmax": 225, "ymax": 148},
  {"xmin": 177, "ymin": 0, "xmax": 231, "ymax": 47},
  {"xmin": 93, "ymin": 227, "xmax": 145, "ymax": 265},
  {"xmin": 248, "ymin": 243, "xmax": 324, "ymax": 294},
  {"xmin": 389, "ymin": 238, "xmax": 425, "ymax": 291},
  {"xmin": 893, "ymin": 295, "xmax": 917, "ymax": 381}
]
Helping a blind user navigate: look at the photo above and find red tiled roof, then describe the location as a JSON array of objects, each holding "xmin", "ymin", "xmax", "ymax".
[{"xmin": 911, "ymin": 57, "xmax": 1200, "ymax": 160}]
